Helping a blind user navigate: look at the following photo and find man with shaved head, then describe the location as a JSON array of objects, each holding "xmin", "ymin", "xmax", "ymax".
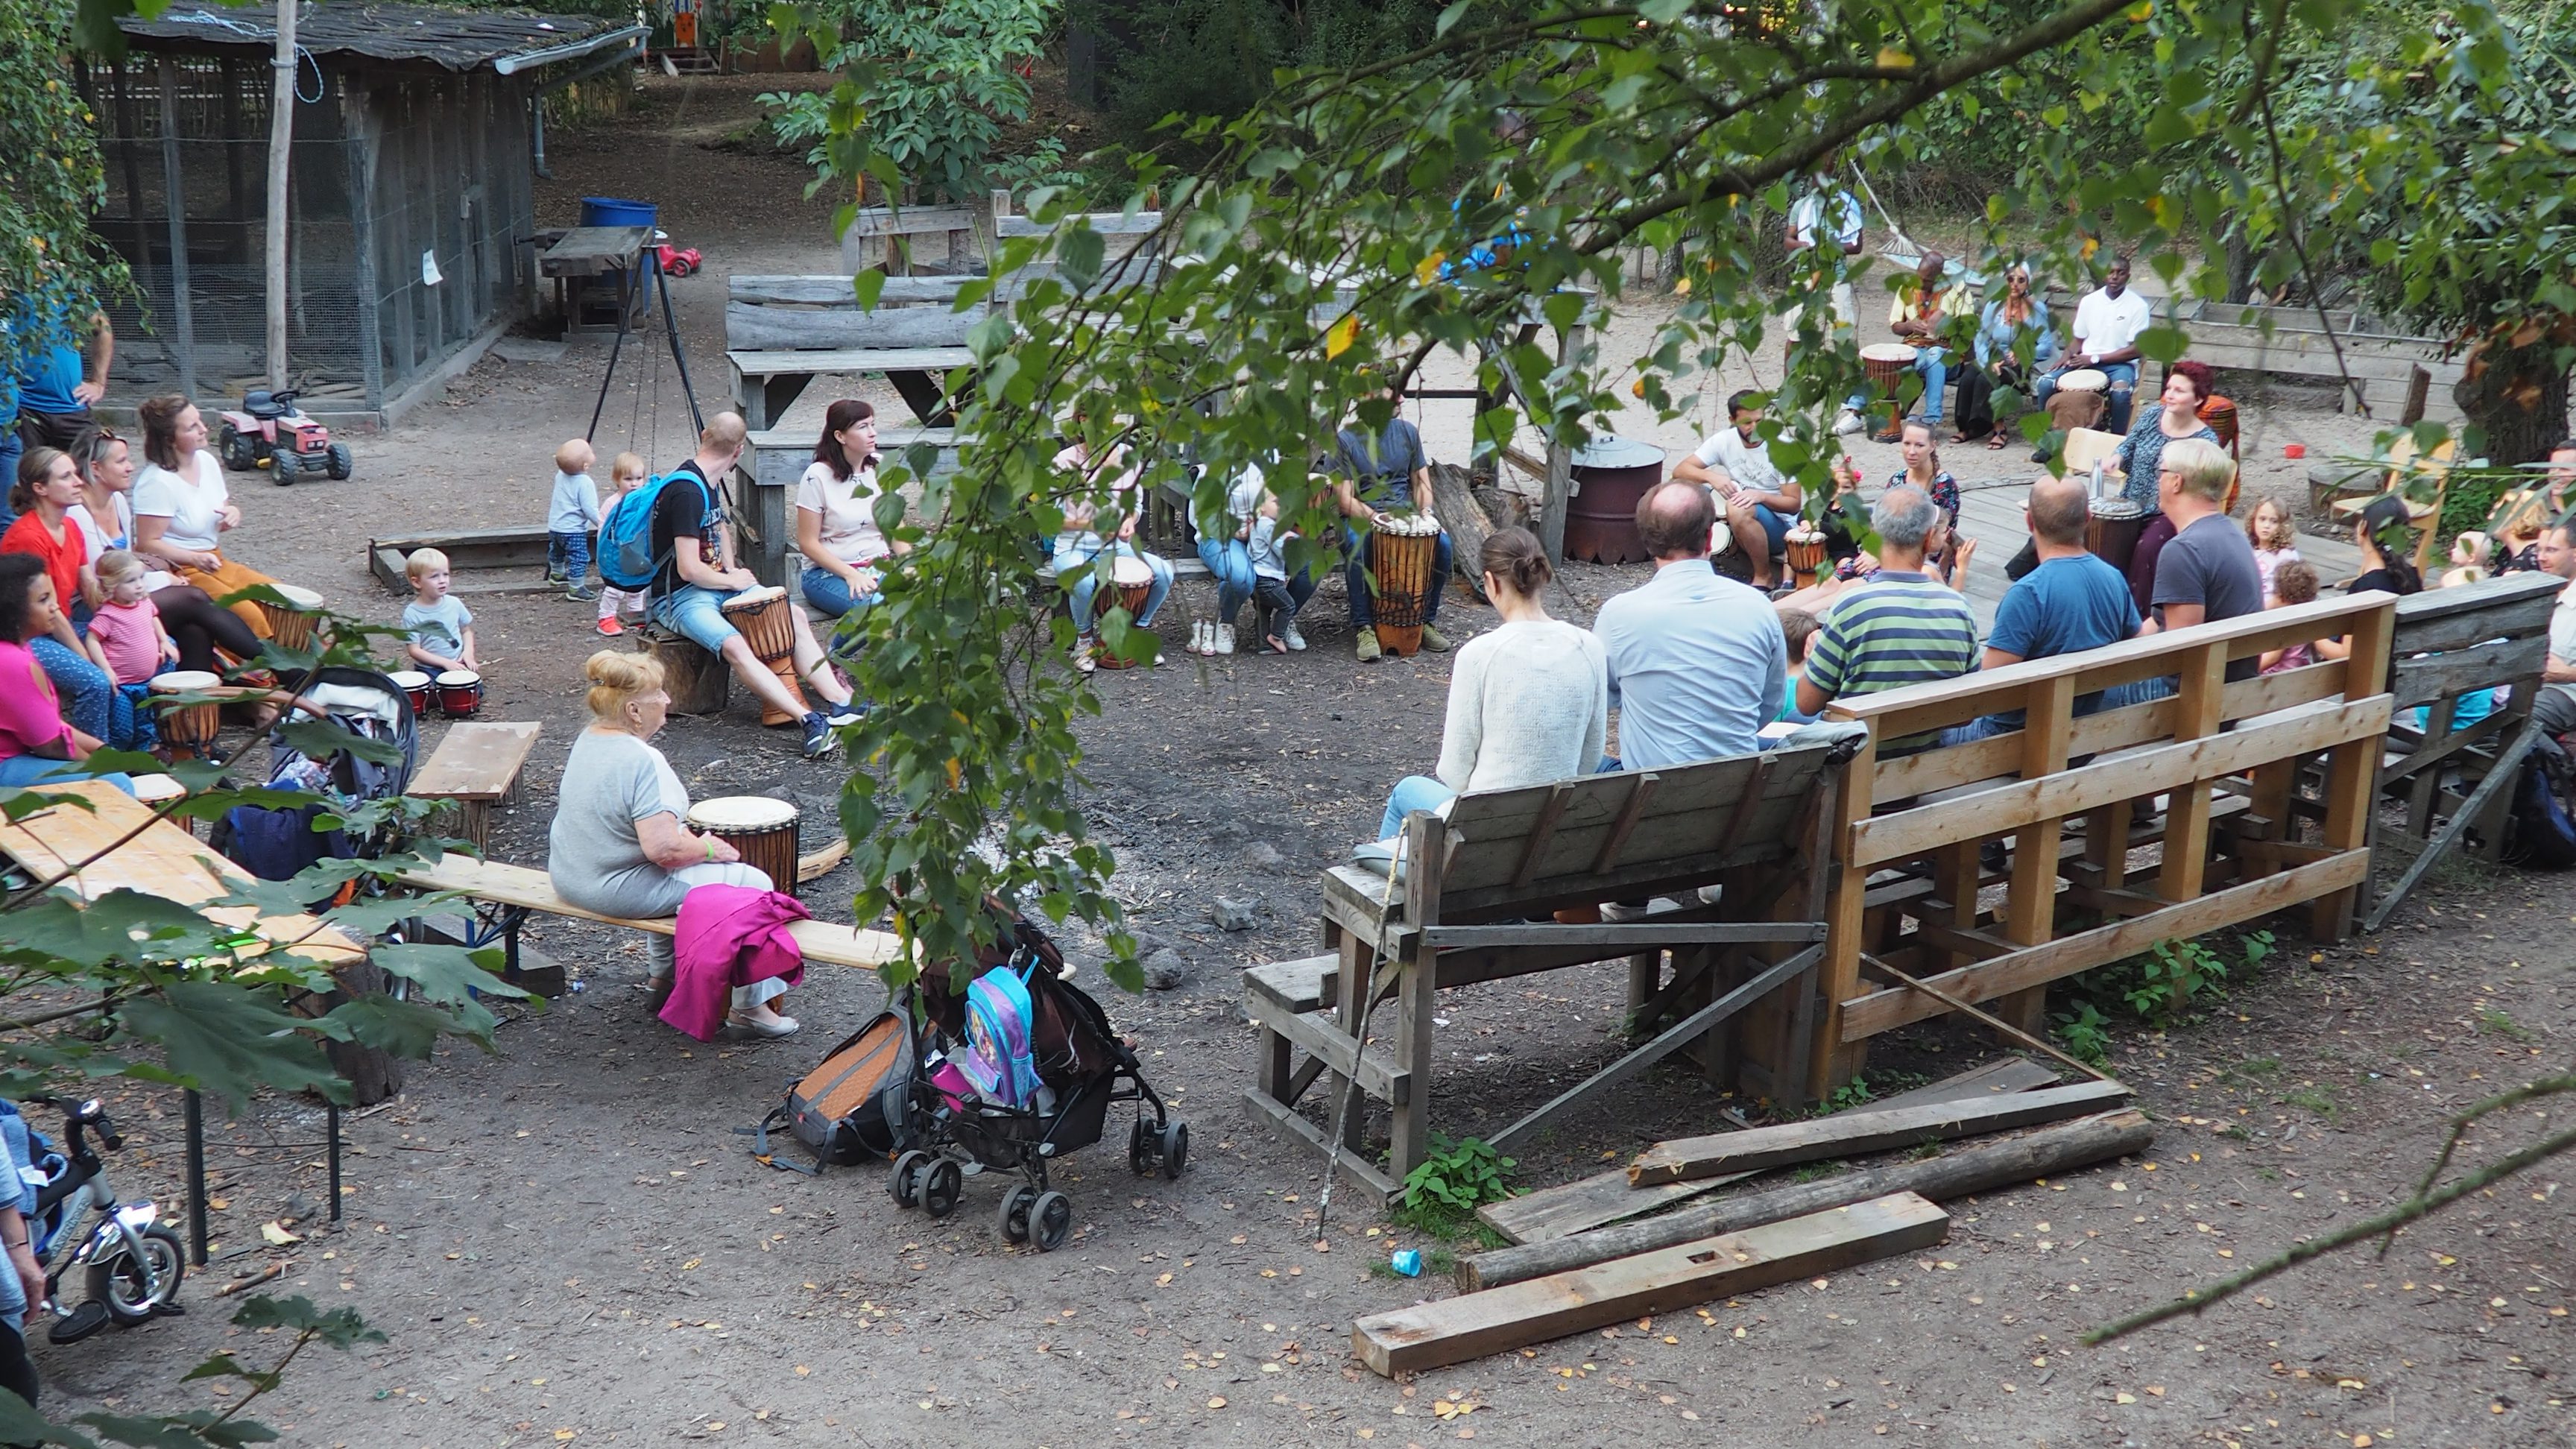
[{"xmin": 1591, "ymin": 479, "xmax": 1786, "ymax": 768}]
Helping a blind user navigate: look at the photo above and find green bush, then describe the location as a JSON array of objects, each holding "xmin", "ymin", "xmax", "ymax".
[{"xmin": 1398, "ymin": 1134, "xmax": 1514, "ymax": 1231}]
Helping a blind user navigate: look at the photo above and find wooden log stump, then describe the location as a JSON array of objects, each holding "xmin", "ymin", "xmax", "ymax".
[
  {"xmin": 640, "ymin": 627, "xmax": 730, "ymax": 716},
  {"xmin": 1430, "ymin": 462, "xmax": 1495, "ymax": 602},
  {"xmin": 292, "ymin": 962, "xmax": 407, "ymax": 1106}
]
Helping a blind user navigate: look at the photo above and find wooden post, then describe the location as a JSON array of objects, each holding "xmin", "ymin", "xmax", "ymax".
[
  {"xmin": 2157, "ymin": 641, "xmax": 2231, "ymax": 904},
  {"xmin": 265, "ymin": 0, "xmax": 297, "ymax": 388},
  {"xmin": 1809, "ymin": 729, "xmax": 1878, "ymax": 1100},
  {"xmin": 346, "ymin": 105, "xmax": 386, "ymax": 411},
  {"xmin": 1389, "ymin": 809, "xmax": 1445, "ymax": 1185},
  {"xmin": 2314, "ymin": 599, "xmax": 2395, "ymax": 940},
  {"xmin": 102, "ymin": 63, "xmax": 161, "ymax": 313},
  {"xmin": 1538, "ymin": 320, "xmax": 1582, "ymax": 566},
  {"xmin": 1995, "ymin": 672, "xmax": 2077, "ymax": 1037},
  {"xmin": 155, "ymin": 58, "xmax": 198, "ymax": 400}
]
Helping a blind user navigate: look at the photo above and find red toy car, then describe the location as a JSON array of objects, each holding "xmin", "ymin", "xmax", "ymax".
[
  {"xmin": 216, "ymin": 389, "xmax": 352, "ymax": 483},
  {"xmin": 653, "ymin": 241, "xmax": 702, "ymax": 277}
]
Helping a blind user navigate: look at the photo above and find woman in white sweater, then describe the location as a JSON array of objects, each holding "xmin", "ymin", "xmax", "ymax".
[{"xmin": 1376, "ymin": 528, "xmax": 1609, "ymax": 839}]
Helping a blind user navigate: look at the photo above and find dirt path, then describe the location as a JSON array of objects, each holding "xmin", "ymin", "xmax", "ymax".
[{"xmin": 31, "ymin": 72, "xmax": 2576, "ymax": 1448}]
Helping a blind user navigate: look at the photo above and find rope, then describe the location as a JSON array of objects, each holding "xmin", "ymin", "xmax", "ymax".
[{"xmin": 160, "ymin": 8, "xmax": 324, "ymax": 104}]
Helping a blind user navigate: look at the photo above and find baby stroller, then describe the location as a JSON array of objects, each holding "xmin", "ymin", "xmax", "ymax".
[
  {"xmin": 885, "ymin": 912, "xmax": 1187, "ymax": 1251},
  {"xmin": 211, "ymin": 665, "xmax": 420, "ymax": 885}
]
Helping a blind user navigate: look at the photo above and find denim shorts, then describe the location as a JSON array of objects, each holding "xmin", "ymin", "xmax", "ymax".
[{"xmin": 652, "ymin": 584, "xmax": 742, "ymax": 652}]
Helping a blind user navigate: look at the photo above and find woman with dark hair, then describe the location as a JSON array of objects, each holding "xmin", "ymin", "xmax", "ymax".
[
  {"xmin": 0, "ymin": 554, "xmax": 134, "ymax": 794},
  {"xmin": 128, "ymin": 394, "xmax": 284, "ymax": 638},
  {"xmin": 1372, "ymin": 528, "xmax": 1608, "ymax": 839},
  {"xmin": 794, "ymin": 399, "xmax": 911, "ymax": 637},
  {"xmin": 0, "ymin": 449, "xmax": 135, "ymax": 748},
  {"xmin": 2349, "ymin": 494, "xmax": 2426, "ymax": 598},
  {"xmin": 65, "ymin": 427, "xmax": 262, "ymax": 674},
  {"xmin": 2115, "ymin": 361, "xmax": 2223, "ymax": 610}
]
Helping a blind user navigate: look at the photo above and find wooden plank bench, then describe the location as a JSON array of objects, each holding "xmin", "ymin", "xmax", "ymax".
[
  {"xmin": 369, "ymin": 525, "xmax": 559, "ymax": 597},
  {"xmin": 394, "ymin": 854, "xmax": 907, "ymax": 980},
  {"xmin": 1246, "ymin": 731, "xmax": 1861, "ymax": 1205},
  {"xmin": 405, "ymin": 722, "xmax": 542, "ymax": 852}
]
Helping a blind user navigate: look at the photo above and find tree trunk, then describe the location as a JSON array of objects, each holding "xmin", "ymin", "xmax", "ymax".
[
  {"xmin": 1430, "ymin": 462, "xmax": 1493, "ymax": 602},
  {"xmin": 2455, "ymin": 321, "xmax": 2575, "ymax": 465}
]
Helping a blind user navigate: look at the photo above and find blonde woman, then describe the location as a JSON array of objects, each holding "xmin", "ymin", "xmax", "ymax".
[{"xmin": 547, "ymin": 651, "xmax": 798, "ymax": 1038}]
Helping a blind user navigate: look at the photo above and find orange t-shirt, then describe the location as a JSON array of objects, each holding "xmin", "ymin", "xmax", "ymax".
[{"xmin": 0, "ymin": 511, "xmax": 87, "ymax": 614}]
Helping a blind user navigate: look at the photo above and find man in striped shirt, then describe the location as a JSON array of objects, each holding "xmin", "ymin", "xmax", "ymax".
[{"xmin": 1795, "ymin": 484, "xmax": 1979, "ymax": 751}]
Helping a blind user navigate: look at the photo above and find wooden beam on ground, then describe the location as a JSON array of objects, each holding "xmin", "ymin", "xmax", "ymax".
[
  {"xmin": 1459, "ymin": 1110, "xmax": 2149, "ymax": 1290},
  {"xmin": 796, "ymin": 836, "xmax": 850, "ymax": 884},
  {"xmin": 2365, "ymin": 715, "xmax": 2539, "ymax": 932},
  {"xmin": 1476, "ymin": 1056, "xmax": 2059, "ymax": 1245},
  {"xmin": 1353, "ymin": 1191, "xmax": 1948, "ymax": 1375},
  {"xmin": 1628, "ymin": 1080, "xmax": 2130, "ymax": 1187}
]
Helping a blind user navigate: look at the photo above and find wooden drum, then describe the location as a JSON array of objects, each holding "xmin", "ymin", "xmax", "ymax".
[
  {"xmin": 2085, "ymin": 496, "xmax": 2148, "ymax": 574},
  {"xmin": 721, "ymin": 586, "xmax": 812, "ymax": 727},
  {"xmin": 1368, "ymin": 514, "xmax": 1441, "ymax": 657},
  {"xmin": 2055, "ymin": 367, "xmax": 2109, "ymax": 396},
  {"xmin": 686, "ymin": 795, "xmax": 801, "ymax": 897},
  {"xmin": 2198, "ymin": 394, "xmax": 2240, "ymax": 458},
  {"xmin": 435, "ymin": 669, "xmax": 484, "ymax": 718},
  {"xmin": 148, "ymin": 671, "xmax": 223, "ymax": 756},
  {"xmin": 1784, "ymin": 526, "xmax": 1829, "ymax": 589},
  {"xmin": 1860, "ymin": 342, "xmax": 1915, "ymax": 435},
  {"xmin": 1091, "ymin": 556, "xmax": 1156, "ymax": 671},
  {"xmin": 257, "ymin": 584, "xmax": 326, "ymax": 653}
]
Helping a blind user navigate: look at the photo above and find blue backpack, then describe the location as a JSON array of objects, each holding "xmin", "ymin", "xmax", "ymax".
[{"xmin": 599, "ymin": 468, "xmax": 717, "ymax": 593}]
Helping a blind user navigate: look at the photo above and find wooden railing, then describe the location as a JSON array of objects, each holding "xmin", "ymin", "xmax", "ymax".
[{"xmin": 1806, "ymin": 591, "xmax": 2397, "ymax": 1097}]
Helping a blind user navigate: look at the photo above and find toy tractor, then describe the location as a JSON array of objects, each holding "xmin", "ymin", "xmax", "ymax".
[
  {"xmin": 216, "ymin": 389, "xmax": 352, "ymax": 484},
  {"xmin": 651, "ymin": 229, "xmax": 702, "ymax": 277}
]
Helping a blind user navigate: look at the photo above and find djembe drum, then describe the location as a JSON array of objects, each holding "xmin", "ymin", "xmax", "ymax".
[
  {"xmin": 686, "ymin": 796, "xmax": 803, "ymax": 897},
  {"xmin": 149, "ymin": 671, "xmax": 223, "ymax": 758},
  {"xmin": 2086, "ymin": 496, "xmax": 2148, "ymax": 574},
  {"xmin": 1784, "ymin": 525, "xmax": 1829, "ymax": 589},
  {"xmin": 1368, "ymin": 514, "xmax": 1442, "ymax": 657},
  {"xmin": 720, "ymin": 586, "xmax": 810, "ymax": 726},
  {"xmin": 1860, "ymin": 343, "xmax": 1916, "ymax": 437},
  {"xmin": 257, "ymin": 584, "xmax": 326, "ymax": 653},
  {"xmin": 1090, "ymin": 556, "xmax": 1156, "ymax": 671},
  {"xmin": 2198, "ymin": 394, "xmax": 2240, "ymax": 458}
]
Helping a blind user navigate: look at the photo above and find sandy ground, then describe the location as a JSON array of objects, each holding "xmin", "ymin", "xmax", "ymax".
[{"xmin": 25, "ymin": 72, "xmax": 2576, "ymax": 1449}]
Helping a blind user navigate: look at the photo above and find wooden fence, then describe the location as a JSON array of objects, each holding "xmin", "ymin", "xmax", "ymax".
[{"xmin": 1805, "ymin": 591, "xmax": 2397, "ymax": 1097}]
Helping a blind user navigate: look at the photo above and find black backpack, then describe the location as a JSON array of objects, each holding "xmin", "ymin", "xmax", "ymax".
[
  {"xmin": 740, "ymin": 1012, "xmax": 916, "ymax": 1173},
  {"xmin": 2504, "ymin": 740, "xmax": 2576, "ymax": 870}
]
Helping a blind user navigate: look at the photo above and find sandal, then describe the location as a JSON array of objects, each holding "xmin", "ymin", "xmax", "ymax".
[{"xmin": 1987, "ymin": 432, "xmax": 2010, "ymax": 449}]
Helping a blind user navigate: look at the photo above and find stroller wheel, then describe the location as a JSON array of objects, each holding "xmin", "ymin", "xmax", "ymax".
[
  {"xmin": 1159, "ymin": 1122, "xmax": 1190, "ymax": 1180},
  {"xmin": 888, "ymin": 1149, "xmax": 929, "ymax": 1208},
  {"xmin": 1128, "ymin": 1117, "xmax": 1158, "ymax": 1177},
  {"xmin": 921, "ymin": 1158, "xmax": 964, "ymax": 1219},
  {"xmin": 997, "ymin": 1184, "xmax": 1038, "ymax": 1243},
  {"xmin": 1029, "ymin": 1190, "xmax": 1074, "ymax": 1252}
]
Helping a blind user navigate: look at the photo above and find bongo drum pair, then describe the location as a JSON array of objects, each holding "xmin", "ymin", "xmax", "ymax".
[
  {"xmin": 722, "ymin": 587, "xmax": 812, "ymax": 726},
  {"xmin": 686, "ymin": 795, "xmax": 802, "ymax": 897}
]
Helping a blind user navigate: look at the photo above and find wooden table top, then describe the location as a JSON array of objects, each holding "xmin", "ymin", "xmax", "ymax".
[
  {"xmin": 0, "ymin": 782, "xmax": 365, "ymax": 966},
  {"xmin": 408, "ymin": 721, "xmax": 543, "ymax": 803},
  {"xmin": 539, "ymin": 225, "xmax": 652, "ymax": 277}
]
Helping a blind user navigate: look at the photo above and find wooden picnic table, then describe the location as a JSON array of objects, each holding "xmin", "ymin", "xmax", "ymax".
[{"xmin": 407, "ymin": 721, "xmax": 543, "ymax": 851}]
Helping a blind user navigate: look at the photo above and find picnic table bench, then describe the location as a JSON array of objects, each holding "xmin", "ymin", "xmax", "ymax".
[
  {"xmin": 1244, "ymin": 731, "xmax": 1860, "ymax": 1204},
  {"xmin": 406, "ymin": 722, "xmax": 541, "ymax": 852}
]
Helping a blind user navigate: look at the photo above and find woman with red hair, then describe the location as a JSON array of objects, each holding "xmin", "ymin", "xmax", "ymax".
[{"xmin": 2115, "ymin": 360, "xmax": 2223, "ymax": 610}]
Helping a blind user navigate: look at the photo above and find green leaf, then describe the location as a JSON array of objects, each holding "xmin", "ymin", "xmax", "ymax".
[
  {"xmin": 1434, "ymin": 0, "xmax": 1471, "ymax": 37},
  {"xmin": 2133, "ymin": 325, "xmax": 2188, "ymax": 364},
  {"xmin": 326, "ymin": 994, "xmax": 476, "ymax": 1058},
  {"xmin": 274, "ymin": 720, "xmax": 402, "ymax": 768},
  {"xmin": 0, "ymin": 1386, "xmax": 95, "ymax": 1448},
  {"xmin": 370, "ymin": 943, "xmax": 530, "ymax": 1008},
  {"xmin": 232, "ymin": 1292, "xmax": 387, "ymax": 1348},
  {"xmin": 1057, "ymin": 226, "xmax": 1106, "ymax": 291},
  {"xmin": 115, "ymin": 981, "xmax": 347, "ymax": 1111},
  {"xmin": 852, "ymin": 268, "xmax": 886, "ymax": 311},
  {"xmin": 1, "ymin": 889, "xmax": 238, "ymax": 969}
]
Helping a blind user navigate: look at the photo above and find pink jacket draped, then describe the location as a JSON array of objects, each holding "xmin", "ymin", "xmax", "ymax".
[{"xmin": 663, "ymin": 884, "xmax": 809, "ymax": 1041}]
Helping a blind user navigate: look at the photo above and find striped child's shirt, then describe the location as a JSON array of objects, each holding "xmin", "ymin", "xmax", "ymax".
[{"xmin": 1804, "ymin": 571, "xmax": 1980, "ymax": 752}]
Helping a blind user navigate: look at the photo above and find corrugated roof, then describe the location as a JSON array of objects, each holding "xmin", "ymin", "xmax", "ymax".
[{"xmin": 118, "ymin": 4, "xmax": 628, "ymax": 72}]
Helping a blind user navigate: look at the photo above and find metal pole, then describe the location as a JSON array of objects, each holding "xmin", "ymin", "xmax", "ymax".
[
  {"xmin": 654, "ymin": 250, "xmax": 704, "ymax": 435},
  {"xmin": 326, "ymin": 1102, "xmax": 342, "ymax": 1222},
  {"xmin": 265, "ymin": 0, "xmax": 299, "ymax": 388},
  {"xmin": 183, "ymin": 1089, "xmax": 207, "ymax": 1266}
]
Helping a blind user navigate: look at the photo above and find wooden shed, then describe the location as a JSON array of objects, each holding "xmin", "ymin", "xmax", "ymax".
[{"xmin": 86, "ymin": 4, "xmax": 645, "ymax": 423}]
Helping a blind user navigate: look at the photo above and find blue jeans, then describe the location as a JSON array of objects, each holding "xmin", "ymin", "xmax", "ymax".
[
  {"xmin": 0, "ymin": 753, "xmax": 135, "ymax": 795},
  {"xmin": 1378, "ymin": 774, "xmax": 1456, "ymax": 841},
  {"xmin": 1342, "ymin": 524, "xmax": 1452, "ymax": 629},
  {"xmin": 549, "ymin": 530, "xmax": 592, "ymax": 583},
  {"xmin": 800, "ymin": 565, "xmax": 877, "ymax": 661},
  {"xmin": 1196, "ymin": 537, "xmax": 1257, "ymax": 625},
  {"xmin": 30, "ymin": 635, "xmax": 133, "ymax": 748},
  {"xmin": 1913, "ymin": 347, "xmax": 1952, "ymax": 425},
  {"xmin": 1053, "ymin": 542, "xmax": 1171, "ymax": 630},
  {"xmin": 651, "ymin": 584, "xmax": 748, "ymax": 653},
  {"xmin": 1254, "ymin": 570, "xmax": 1316, "ymax": 625},
  {"xmin": 2035, "ymin": 359, "xmax": 2140, "ymax": 433}
]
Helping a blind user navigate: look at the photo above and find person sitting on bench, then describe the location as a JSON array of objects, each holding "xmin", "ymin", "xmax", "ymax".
[
  {"xmin": 548, "ymin": 651, "xmax": 799, "ymax": 1038},
  {"xmin": 1673, "ymin": 389, "xmax": 1804, "ymax": 593},
  {"xmin": 645, "ymin": 413, "xmax": 859, "ymax": 760}
]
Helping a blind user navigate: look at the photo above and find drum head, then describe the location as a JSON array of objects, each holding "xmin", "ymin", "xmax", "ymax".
[
  {"xmin": 687, "ymin": 795, "xmax": 801, "ymax": 831},
  {"xmin": 2057, "ymin": 367, "xmax": 2109, "ymax": 393},
  {"xmin": 272, "ymin": 584, "xmax": 324, "ymax": 609},
  {"xmin": 388, "ymin": 670, "xmax": 430, "ymax": 689},
  {"xmin": 1110, "ymin": 556, "xmax": 1154, "ymax": 585},
  {"xmin": 435, "ymin": 670, "xmax": 480, "ymax": 686},
  {"xmin": 151, "ymin": 671, "xmax": 220, "ymax": 692},
  {"xmin": 724, "ymin": 586, "xmax": 787, "ymax": 609},
  {"xmin": 1860, "ymin": 343, "xmax": 1918, "ymax": 364}
]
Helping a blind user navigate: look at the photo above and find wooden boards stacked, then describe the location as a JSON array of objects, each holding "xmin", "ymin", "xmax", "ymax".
[
  {"xmin": 1627, "ymin": 1079, "xmax": 2133, "ymax": 1185},
  {"xmin": 1354, "ymin": 1192, "xmax": 1949, "ymax": 1375}
]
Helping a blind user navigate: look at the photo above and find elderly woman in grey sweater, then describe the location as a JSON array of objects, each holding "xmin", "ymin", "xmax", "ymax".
[{"xmin": 1374, "ymin": 528, "xmax": 1609, "ymax": 840}]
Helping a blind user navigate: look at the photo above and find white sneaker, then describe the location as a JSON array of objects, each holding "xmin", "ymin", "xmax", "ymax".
[
  {"xmin": 1283, "ymin": 620, "xmax": 1307, "ymax": 651},
  {"xmin": 1833, "ymin": 408, "xmax": 1865, "ymax": 437},
  {"xmin": 1188, "ymin": 620, "xmax": 1210, "ymax": 655},
  {"xmin": 1213, "ymin": 622, "xmax": 1234, "ymax": 655}
]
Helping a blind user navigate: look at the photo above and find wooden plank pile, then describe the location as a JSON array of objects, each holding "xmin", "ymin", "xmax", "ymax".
[{"xmin": 1351, "ymin": 1058, "xmax": 2152, "ymax": 1374}]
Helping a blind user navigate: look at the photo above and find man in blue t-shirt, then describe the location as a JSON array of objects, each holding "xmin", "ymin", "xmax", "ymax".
[
  {"xmin": 1966, "ymin": 475, "xmax": 2144, "ymax": 736},
  {"xmin": 13, "ymin": 308, "xmax": 112, "ymax": 453},
  {"xmin": 1333, "ymin": 376, "xmax": 1455, "ymax": 662}
]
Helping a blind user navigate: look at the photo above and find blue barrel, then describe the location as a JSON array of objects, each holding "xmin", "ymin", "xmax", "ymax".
[{"xmin": 579, "ymin": 196, "xmax": 658, "ymax": 230}]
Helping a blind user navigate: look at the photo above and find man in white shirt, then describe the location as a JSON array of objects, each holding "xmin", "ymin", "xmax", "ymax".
[
  {"xmin": 2033, "ymin": 255, "xmax": 2155, "ymax": 433},
  {"xmin": 1673, "ymin": 389, "xmax": 1805, "ymax": 591},
  {"xmin": 1785, "ymin": 162, "xmax": 1871, "ymax": 436},
  {"xmin": 2532, "ymin": 520, "xmax": 2576, "ymax": 745}
]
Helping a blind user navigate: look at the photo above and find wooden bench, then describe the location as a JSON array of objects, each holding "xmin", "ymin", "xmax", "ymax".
[
  {"xmin": 405, "ymin": 722, "xmax": 542, "ymax": 852},
  {"xmin": 394, "ymin": 854, "xmax": 907, "ymax": 980},
  {"xmin": 369, "ymin": 525, "xmax": 559, "ymax": 597},
  {"xmin": 1246, "ymin": 732, "xmax": 1859, "ymax": 1204},
  {"xmin": 2363, "ymin": 571, "xmax": 2561, "ymax": 929}
]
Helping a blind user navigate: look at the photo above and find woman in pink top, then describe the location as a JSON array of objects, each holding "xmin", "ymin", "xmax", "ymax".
[{"xmin": 0, "ymin": 555, "xmax": 133, "ymax": 795}]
